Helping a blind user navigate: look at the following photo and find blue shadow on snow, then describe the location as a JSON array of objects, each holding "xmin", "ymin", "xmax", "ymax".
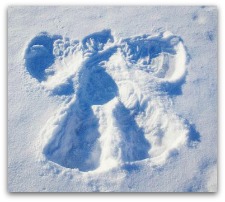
[{"xmin": 24, "ymin": 32, "xmax": 62, "ymax": 82}]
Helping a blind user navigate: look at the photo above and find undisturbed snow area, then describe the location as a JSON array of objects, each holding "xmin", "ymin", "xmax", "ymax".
[{"xmin": 8, "ymin": 6, "xmax": 217, "ymax": 192}]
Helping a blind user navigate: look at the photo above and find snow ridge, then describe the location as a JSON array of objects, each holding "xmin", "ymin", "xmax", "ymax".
[{"xmin": 24, "ymin": 29, "xmax": 200, "ymax": 172}]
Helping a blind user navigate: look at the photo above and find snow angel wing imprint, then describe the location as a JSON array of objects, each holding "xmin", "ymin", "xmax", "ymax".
[{"xmin": 25, "ymin": 30, "xmax": 121, "ymax": 172}]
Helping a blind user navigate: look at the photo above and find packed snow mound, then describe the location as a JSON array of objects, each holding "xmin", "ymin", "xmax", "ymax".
[{"xmin": 24, "ymin": 29, "xmax": 200, "ymax": 172}]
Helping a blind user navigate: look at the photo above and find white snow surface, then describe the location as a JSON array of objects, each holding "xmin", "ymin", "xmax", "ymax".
[{"xmin": 8, "ymin": 6, "xmax": 217, "ymax": 192}]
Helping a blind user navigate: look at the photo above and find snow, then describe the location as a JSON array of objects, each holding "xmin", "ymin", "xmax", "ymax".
[{"xmin": 8, "ymin": 6, "xmax": 217, "ymax": 192}]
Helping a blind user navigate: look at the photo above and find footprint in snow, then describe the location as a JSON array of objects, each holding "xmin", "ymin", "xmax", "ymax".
[{"xmin": 24, "ymin": 29, "xmax": 200, "ymax": 172}]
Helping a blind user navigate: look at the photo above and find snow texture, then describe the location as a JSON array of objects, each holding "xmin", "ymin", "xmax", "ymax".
[{"xmin": 8, "ymin": 6, "xmax": 217, "ymax": 192}]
